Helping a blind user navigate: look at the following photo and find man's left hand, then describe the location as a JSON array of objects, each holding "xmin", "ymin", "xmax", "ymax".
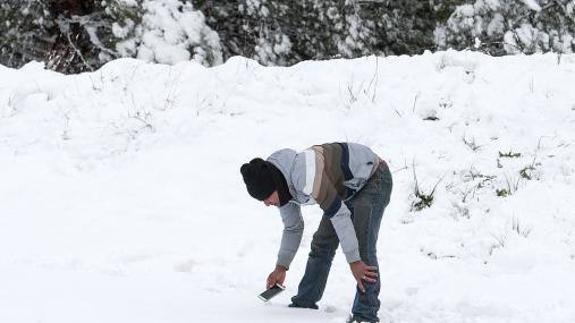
[{"xmin": 349, "ymin": 260, "xmax": 378, "ymax": 293}]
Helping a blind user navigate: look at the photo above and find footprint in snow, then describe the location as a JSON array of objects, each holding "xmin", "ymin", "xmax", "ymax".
[{"xmin": 174, "ymin": 259, "xmax": 197, "ymax": 272}]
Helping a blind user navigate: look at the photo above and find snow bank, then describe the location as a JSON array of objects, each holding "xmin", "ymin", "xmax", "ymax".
[{"xmin": 0, "ymin": 51, "xmax": 574, "ymax": 322}]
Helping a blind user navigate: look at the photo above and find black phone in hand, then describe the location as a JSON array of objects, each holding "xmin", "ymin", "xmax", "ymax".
[{"xmin": 258, "ymin": 284, "xmax": 285, "ymax": 302}]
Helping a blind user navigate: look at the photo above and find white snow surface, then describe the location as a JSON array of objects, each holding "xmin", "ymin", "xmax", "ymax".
[
  {"xmin": 1, "ymin": 51, "xmax": 575, "ymax": 323},
  {"xmin": 520, "ymin": 0, "xmax": 542, "ymax": 11}
]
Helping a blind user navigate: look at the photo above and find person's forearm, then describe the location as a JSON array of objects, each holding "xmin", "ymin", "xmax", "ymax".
[
  {"xmin": 276, "ymin": 217, "xmax": 304, "ymax": 268},
  {"xmin": 330, "ymin": 206, "xmax": 361, "ymax": 263},
  {"xmin": 277, "ymin": 228, "xmax": 303, "ymax": 268},
  {"xmin": 277, "ymin": 203, "xmax": 304, "ymax": 269}
]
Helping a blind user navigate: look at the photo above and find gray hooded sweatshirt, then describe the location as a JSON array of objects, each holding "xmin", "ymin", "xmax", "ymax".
[{"xmin": 267, "ymin": 142, "xmax": 382, "ymax": 268}]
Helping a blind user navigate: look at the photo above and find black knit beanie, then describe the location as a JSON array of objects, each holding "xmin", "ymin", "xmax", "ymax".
[
  {"xmin": 240, "ymin": 158, "xmax": 276, "ymax": 201},
  {"xmin": 240, "ymin": 158, "xmax": 292, "ymax": 205}
]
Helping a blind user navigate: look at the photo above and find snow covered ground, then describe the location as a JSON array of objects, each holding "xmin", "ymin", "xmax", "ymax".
[{"xmin": 0, "ymin": 51, "xmax": 574, "ymax": 323}]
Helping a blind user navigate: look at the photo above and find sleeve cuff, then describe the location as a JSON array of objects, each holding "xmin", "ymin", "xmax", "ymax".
[
  {"xmin": 277, "ymin": 253, "xmax": 294, "ymax": 269},
  {"xmin": 344, "ymin": 249, "xmax": 361, "ymax": 264}
]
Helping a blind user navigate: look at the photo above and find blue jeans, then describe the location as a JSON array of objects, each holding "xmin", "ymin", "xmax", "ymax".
[{"xmin": 291, "ymin": 162, "xmax": 393, "ymax": 322}]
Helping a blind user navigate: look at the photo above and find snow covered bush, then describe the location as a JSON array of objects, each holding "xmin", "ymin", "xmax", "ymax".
[
  {"xmin": 360, "ymin": 0, "xmax": 461, "ymax": 56},
  {"xmin": 3, "ymin": 0, "xmax": 575, "ymax": 73},
  {"xmin": 124, "ymin": 0, "xmax": 223, "ymax": 66},
  {"xmin": 196, "ymin": 0, "xmax": 373, "ymax": 65},
  {"xmin": 286, "ymin": 0, "xmax": 372, "ymax": 61},
  {"xmin": 0, "ymin": 0, "xmax": 108, "ymax": 73},
  {"xmin": 0, "ymin": 0, "xmax": 222, "ymax": 73},
  {"xmin": 0, "ymin": 1, "xmax": 55, "ymax": 69},
  {"xmin": 88, "ymin": 0, "xmax": 223, "ymax": 67},
  {"xmin": 199, "ymin": 0, "xmax": 461, "ymax": 64},
  {"xmin": 436, "ymin": 0, "xmax": 575, "ymax": 55},
  {"xmin": 239, "ymin": 0, "xmax": 292, "ymax": 65}
]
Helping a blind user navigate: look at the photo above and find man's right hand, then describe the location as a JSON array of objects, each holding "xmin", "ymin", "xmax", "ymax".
[{"xmin": 266, "ymin": 265, "xmax": 287, "ymax": 289}]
